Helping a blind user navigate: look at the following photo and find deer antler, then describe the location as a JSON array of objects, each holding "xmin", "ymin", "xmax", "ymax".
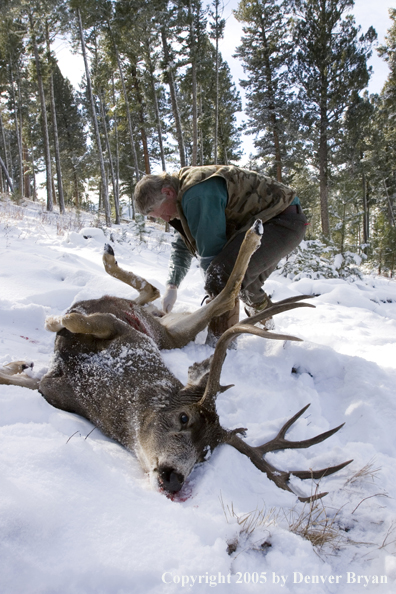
[
  {"xmin": 197, "ymin": 296, "xmax": 352, "ymax": 501},
  {"xmin": 198, "ymin": 296, "xmax": 314, "ymax": 407},
  {"xmin": 240, "ymin": 294, "xmax": 316, "ymax": 326},
  {"xmin": 224, "ymin": 404, "xmax": 352, "ymax": 502}
]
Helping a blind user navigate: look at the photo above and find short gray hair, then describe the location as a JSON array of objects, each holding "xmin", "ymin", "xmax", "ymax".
[{"xmin": 134, "ymin": 173, "xmax": 180, "ymax": 215}]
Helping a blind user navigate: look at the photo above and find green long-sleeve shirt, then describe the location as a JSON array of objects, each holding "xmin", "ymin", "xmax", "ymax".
[{"xmin": 167, "ymin": 177, "xmax": 228, "ymax": 286}]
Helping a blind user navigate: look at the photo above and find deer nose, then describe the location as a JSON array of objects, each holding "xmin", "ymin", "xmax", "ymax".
[{"xmin": 157, "ymin": 466, "xmax": 184, "ymax": 493}]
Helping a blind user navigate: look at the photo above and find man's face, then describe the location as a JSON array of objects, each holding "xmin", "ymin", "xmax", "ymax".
[{"xmin": 148, "ymin": 187, "xmax": 178, "ymax": 222}]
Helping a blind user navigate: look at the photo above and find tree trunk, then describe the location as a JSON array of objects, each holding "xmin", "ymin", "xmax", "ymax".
[
  {"xmin": 7, "ymin": 137, "xmax": 15, "ymax": 184},
  {"xmin": 116, "ymin": 51, "xmax": 140, "ymax": 182},
  {"xmin": 362, "ymin": 169, "xmax": 369, "ymax": 243},
  {"xmin": 76, "ymin": 8, "xmax": 111, "ymax": 226},
  {"xmin": 16, "ymin": 66, "xmax": 25, "ymax": 196},
  {"xmin": 29, "ymin": 13, "xmax": 53, "ymax": 212},
  {"xmin": 214, "ymin": 38, "xmax": 219, "ymax": 165},
  {"xmin": 319, "ymin": 78, "xmax": 330, "ymax": 236},
  {"xmin": 161, "ymin": 27, "xmax": 186, "ymax": 167},
  {"xmin": 188, "ymin": 1, "xmax": 198, "ymax": 166},
  {"xmin": 145, "ymin": 39, "xmax": 166, "ymax": 172},
  {"xmin": 213, "ymin": 0, "xmax": 220, "ymax": 164},
  {"xmin": 73, "ymin": 167, "xmax": 80, "ymax": 207},
  {"xmin": 52, "ymin": 175, "xmax": 57, "ymax": 205},
  {"xmin": 23, "ymin": 144, "xmax": 30, "ymax": 198},
  {"xmin": 130, "ymin": 61, "xmax": 150, "ymax": 174},
  {"xmin": 30, "ymin": 145, "xmax": 37, "ymax": 200},
  {"xmin": 46, "ymin": 21, "xmax": 65, "ymax": 214},
  {"xmin": 383, "ymin": 179, "xmax": 395, "ymax": 227},
  {"xmin": 9, "ymin": 60, "xmax": 24, "ymax": 197},
  {"xmin": 99, "ymin": 93, "xmax": 120, "ymax": 224},
  {"xmin": 219, "ymin": 122, "xmax": 228, "ymax": 165},
  {"xmin": 191, "ymin": 61, "xmax": 198, "ymax": 166},
  {"xmin": 0, "ymin": 154, "xmax": 14, "ymax": 192},
  {"xmin": 199, "ymin": 86, "xmax": 204, "ymax": 164},
  {"xmin": 111, "ymin": 74, "xmax": 120, "ymax": 219},
  {"xmin": 107, "ymin": 25, "xmax": 140, "ymax": 183},
  {"xmin": 319, "ymin": 131, "xmax": 330, "ymax": 236},
  {"xmin": 0, "ymin": 110, "xmax": 12, "ymax": 192},
  {"xmin": 260, "ymin": 21, "xmax": 282, "ymax": 182}
]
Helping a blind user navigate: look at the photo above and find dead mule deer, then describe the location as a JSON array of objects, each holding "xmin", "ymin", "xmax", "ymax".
[{"xmin": 0, "ymin": 222, "xmax": 351, "ymax": 501}]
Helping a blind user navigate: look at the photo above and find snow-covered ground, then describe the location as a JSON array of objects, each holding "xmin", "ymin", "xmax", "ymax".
[{"xmin": 1, "ymin": 198, "xmax": 395, "ymax": 594}]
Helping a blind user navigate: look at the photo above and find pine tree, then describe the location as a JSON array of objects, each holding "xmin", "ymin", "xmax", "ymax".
[
  {"xmin": 376, "ymin": 8, "xmax": 396, "ymax": 227},
  {"xmin": 73, "ymin": 3, "xmax": 111, "ymax": 225},
  {"xmin": 234, "ymin": 0, "xmax": 296, "ymax": 181},
  {"xmin": 209, "ymin": 0, "xmax": 225, "ymax": 164},
  {"xmin": 51, "ymin": 64, "xmax": 88, "ymax": 208},
  {"xmin": 0, "ymin": 10, "xmax": 28, "ymax": 197},
  {"xmin": 333, "ymin": 91, "xmax": 373, "ymax": 248},
  {"xmin": 177, "ymin": 35, "xmax": 241, "ymax": 165},
  {"xmin": 292, "ymin": 0, "xmax": 377, "ymax": 236},
  {"xmin": 28, "ymin": 7, "xmax": 54, "ymax": 211}
]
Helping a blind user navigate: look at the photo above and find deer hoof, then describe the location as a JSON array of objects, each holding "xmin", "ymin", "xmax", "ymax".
[
  {"xmin": 253, "ymin": 220, "xmax": 263, "ymax": 236},
  {"xmin": 45, "ymin": 316, "xmax": 64, "ymax": 332}
]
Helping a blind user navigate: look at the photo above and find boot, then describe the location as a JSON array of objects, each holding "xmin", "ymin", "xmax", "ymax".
[{"xmin": 244, "ymin": 293, "xmax": 275, "ymax": 331}]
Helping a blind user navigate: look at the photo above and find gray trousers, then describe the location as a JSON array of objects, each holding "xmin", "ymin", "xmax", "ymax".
[{"xmin": 205, "ymin": 206, "xmax": 308, "ymax": 306}]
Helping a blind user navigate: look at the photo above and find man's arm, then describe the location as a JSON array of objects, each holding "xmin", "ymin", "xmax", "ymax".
[
  {"xmin": 162, "ymin": 234, "xmax": 193, "ymax": 313},
  {"xmin": 167, "ymin": 233, "xmax": 193, "ymax": 287}
]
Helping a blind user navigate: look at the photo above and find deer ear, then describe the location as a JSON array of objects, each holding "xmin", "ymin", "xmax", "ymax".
[
  {"xmin": 185, "ymin": 356, "xmax": 213, "ymax": 388},
  {"xmin": 184, "ymin": 356, "xmax": 234, "ymax": 395}
]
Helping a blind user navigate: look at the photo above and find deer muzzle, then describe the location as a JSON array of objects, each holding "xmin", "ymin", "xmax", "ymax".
[{"xmin": 157, "ymin": 466, "xmax": 184, "ymax": 493}]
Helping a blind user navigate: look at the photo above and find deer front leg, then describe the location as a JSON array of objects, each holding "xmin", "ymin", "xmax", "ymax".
[
  {"xmin": 102, "ymin": 244, "xmax": 160, "ymax": 305},
  {"xmin": 45, "ymin": 312, "xmax": 121, "ymax": 340},
  {"xmin": 0, "ymin": 361, "xmax": 40, "ymax": 390},
  {"xmin": 162, "ymin": 221, "xmax": 263, "ymax": 347}
]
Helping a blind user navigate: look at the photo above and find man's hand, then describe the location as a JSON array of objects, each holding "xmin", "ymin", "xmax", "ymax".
[{"xmin": 162, "ymin": 285, "xmax": 178, "ymax": 313}]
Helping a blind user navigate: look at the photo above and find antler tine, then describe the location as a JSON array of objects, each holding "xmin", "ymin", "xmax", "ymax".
[
  {"xmin": 291, "ymin": 460, "xmax": 353, "ymax": 482},
  {"xmin": 256, "ymin": 403, "xmax": 346, "ymax": 455},
  {"xmin": 197, "ymin": 324, "xmax": 303, "ymax": 407},
  {"xmin": 240, "ymin": 295, "xmax": 315, "ymax": 327},
  {"xmin": 224, "ymin": 406, "xmax": 352, "ymax": 502}
]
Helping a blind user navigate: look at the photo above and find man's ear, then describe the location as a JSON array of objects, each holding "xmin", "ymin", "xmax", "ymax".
[{"xmin": 161, "ymin": 186, "xmax": 175, "ymax": 199}]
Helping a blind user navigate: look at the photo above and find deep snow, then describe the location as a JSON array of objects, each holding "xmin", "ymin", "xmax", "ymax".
[{"xmin": 0, "ymin": 198, "xmax": 396, "ymax": 594}]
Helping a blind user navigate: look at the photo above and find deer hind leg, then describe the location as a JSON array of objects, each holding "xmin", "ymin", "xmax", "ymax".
[
  {"xmin": 162, "ymin": 221, "xmax": 263, "ymax": 347},
  {"xmin": 45, "ymin": 312, "xmax": 121, "ymax": 340},
  {"xmin": 0, "ymin": 361, "xmax": 40, "ymax": 390},
  {"xmin": 102, "ymin": 244, "xmax": 160, "ymax": 305}
]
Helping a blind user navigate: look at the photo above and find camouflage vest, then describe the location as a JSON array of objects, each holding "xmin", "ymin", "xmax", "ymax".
[{"xmin": 174, "ymin": 165, "xmax": 296, "ymax": 256}]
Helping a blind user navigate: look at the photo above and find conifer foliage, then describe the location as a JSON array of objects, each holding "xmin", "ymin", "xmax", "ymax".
[{"xmin": 0, "ymin": 0, "xmax": 395, "ymax": 277}]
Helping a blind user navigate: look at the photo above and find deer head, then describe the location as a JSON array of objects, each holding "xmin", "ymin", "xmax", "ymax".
[{"xmin": 135, "ymin": 356, "xmax": 224, "ymax": 493}]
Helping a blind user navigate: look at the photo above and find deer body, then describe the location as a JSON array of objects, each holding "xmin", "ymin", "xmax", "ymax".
[
  {"xmin": 0, "ymin": 223, "xmax": 351, "ymax": 500},
  {"xmin": 40, "ymin": 296, "xmax": 224, "ymax": 490}
]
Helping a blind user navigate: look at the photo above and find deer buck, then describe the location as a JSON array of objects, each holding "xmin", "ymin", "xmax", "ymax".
[{"xmin": 0, "ymin": 222, "xmax": 351, "ymax": 502}]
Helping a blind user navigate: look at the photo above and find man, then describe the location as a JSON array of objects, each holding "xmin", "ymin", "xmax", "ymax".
[{"xmin": 134, "ymin": 165, "xmax": 307, "ymax": 341}]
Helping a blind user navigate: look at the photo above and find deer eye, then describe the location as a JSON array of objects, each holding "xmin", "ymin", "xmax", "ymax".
[{"xmin": 179, "ymin": 413, "xmax": 189, "ymax": 425}]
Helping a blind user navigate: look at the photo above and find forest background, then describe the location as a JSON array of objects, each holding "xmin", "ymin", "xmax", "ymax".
[{"xmin": 0, "ymin": 0, "xmax": 395, "ymax": 276}]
